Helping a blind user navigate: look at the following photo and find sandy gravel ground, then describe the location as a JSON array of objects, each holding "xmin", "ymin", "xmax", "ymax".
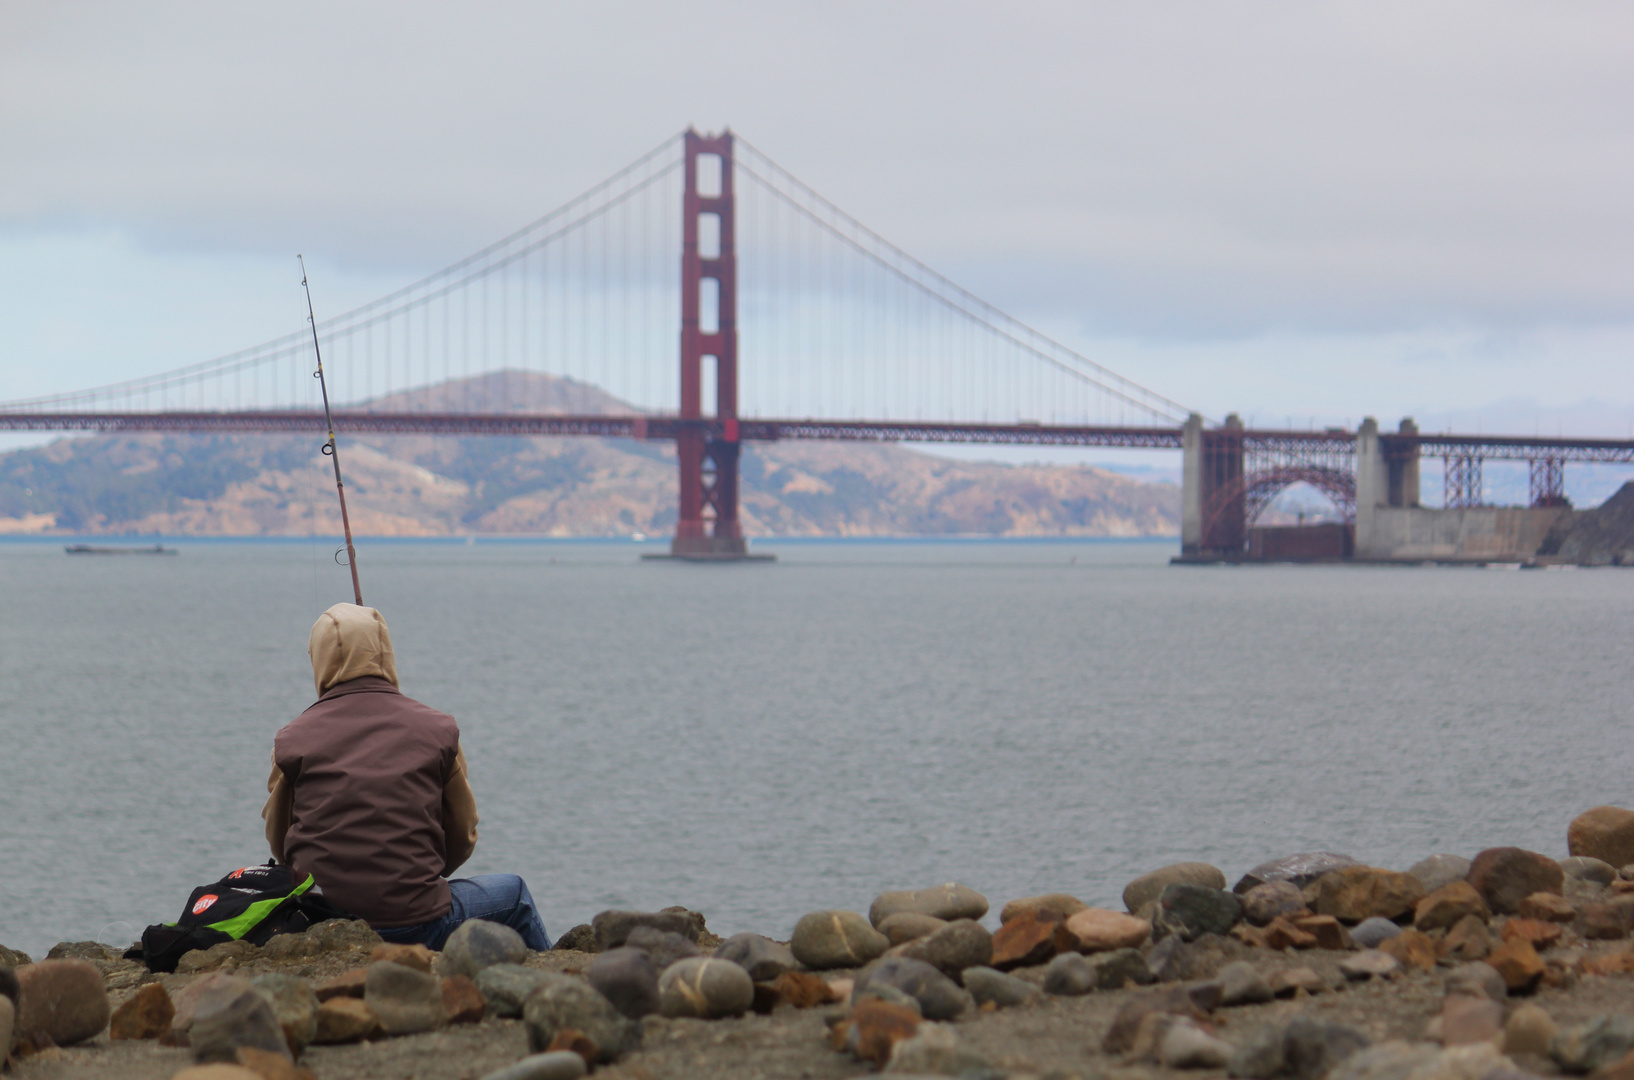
[{"xmin": 9, "ymin": 932, "xmax": 1634, "ymax": 1080}]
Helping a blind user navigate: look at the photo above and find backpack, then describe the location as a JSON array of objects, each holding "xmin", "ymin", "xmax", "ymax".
[{"xmin": 128, "ymin": 862, "xmax": 355, "ymax": 972}]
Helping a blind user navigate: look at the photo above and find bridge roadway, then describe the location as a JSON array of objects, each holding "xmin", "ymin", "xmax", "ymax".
[
  {"xmin": 0, "ymin": 410, "xmax": 1183, "ymax": 447},
  {"xmin": 8, "ymin": 408, "xmax": 1634, "ymax": 563},
  {"xmin": 5, "ymin": 410, "xmax": 1634, "ymax": 462}
]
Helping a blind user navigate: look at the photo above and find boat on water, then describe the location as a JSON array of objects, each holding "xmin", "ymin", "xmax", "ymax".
[{"xmin": 64, "ymin": 544, "xmax": 178, "ymax": 556}]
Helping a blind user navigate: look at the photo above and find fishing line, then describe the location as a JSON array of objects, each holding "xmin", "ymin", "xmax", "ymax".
[
  {"xmin": 299, "ymin": 256, "xmax": 364, "ymax": 606},
  {"xmin": 305, "ymin": 403, "xmax": 324, "ymax": 614}
]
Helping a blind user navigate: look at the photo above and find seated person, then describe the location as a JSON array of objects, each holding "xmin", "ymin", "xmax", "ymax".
[{"xmin": 262, "ymin": 602, "xmax": 550, "ymax": 950}]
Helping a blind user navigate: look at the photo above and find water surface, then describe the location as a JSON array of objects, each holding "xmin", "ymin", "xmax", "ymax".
[{"xmin": 0, "ymin": 538, "xmax": 1628, "ymax": 958}]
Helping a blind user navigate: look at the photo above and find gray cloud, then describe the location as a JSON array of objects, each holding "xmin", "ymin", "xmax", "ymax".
[{"xmin": 2, "ymin": 1, "xmax": 1631, "ymax": 338}]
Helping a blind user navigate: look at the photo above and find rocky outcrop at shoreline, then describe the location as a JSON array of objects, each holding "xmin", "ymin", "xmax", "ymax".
[
  {"xmin": 11, "ymin": 807, "xmax": 1634, "ymax": 1079},
  {"xmin": 1538, "ymin": 484, "xmax": 1634, "ymax": 566}
]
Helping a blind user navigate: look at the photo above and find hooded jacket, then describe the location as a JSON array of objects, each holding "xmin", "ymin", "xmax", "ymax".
[{"xmin": 261, "ymin": 603, "xmax": 479, "ymax": 927}]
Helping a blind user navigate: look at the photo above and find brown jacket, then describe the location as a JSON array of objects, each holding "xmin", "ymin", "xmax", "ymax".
[
  {"xmin": 264, "ymin": 676, "xmax": 479, "ymax": 926},
  {"xmin": 261, "ymin": 603, "xmax": 478, "ymax": 927}
]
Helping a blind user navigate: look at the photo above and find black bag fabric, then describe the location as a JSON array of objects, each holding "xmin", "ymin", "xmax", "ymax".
[{"xmin": 130, "ymin": 862, "xmax": 354, "ymax": 972}]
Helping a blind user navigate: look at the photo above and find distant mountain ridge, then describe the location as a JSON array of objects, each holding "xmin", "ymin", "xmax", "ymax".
[{"xmin": 0, "ymin": 372, "xmax": 1179, "ymax": 538}]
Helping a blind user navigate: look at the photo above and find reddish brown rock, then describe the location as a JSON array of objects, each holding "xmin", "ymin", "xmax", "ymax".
[
  {"xmin": 1501, "ymin": 918, "xmax": 1563, "ymax": 950},
  {"xmin": 1065, "ymin": 908, "xmax": 1151, "ymax": 954},
  {"xmin": 1582, "ymin": 897, "xmax": 1634, "ymax": 940},
  {"xmin": 1415, "ymin": 881, "xmax": 1491, "ymax": 931},
  {"xmin": 1263, "ymin": 917, "xmax": 1318, "ymax": 950},
  {"xmin": 440, "ymin": 976, "xmax": 484, "ymax": 1025},
  {"xmin": 1440, "ymin": 995, "xmax": 1504, "ymax": 1046},
  {"xmin": 765, "ymin": 970, "xmax": 841, "ymax": 1009},
  {"xmin": 1439, "ymin": 915, "xmax": 1493, "ymax": 962},
  {"xmin": 831, "ymin": 999, "xmax": 921, "ymax": 1065},
  {"xmin": 1468, "ymin": 847, "xmax": 1564, "ymax": 916},
  {"xmin": 1569, "ymin": 806, "xmax": 1634, "ymax": 870},
  {"xmin": 1292, "ymin": 914, "xmax": 1352, "ymax": 951},
  {"xmin": 999, "ymin": 893, "xmax": 1087, "ymax": 925},
  {"xmin": 368, "ymin": 944, "xmax": 434, "ymax": 973},
  {"xmin": 1313, "ymin": 866, "xmax": 1426, "ymax": 924},
  {"xmin": 1379, "ymin": 929, "xmax": 1437, "ymax": 971},
  {"xmin": 1517, "ymin": 892, "xmax": 1576, "ymax": 923},
  {"xmin": 1580, "ymin": 951, "xmax": 1634, "ymax": 975},
  {"xmin": 989, "ymin": 912, "xmax": 1075, "ymax": 970},
  {"xmin": 1485, "ymin": 938, "xmax": 1545, "ymax": 993},
  {"xmin": 15, "ymin": 958, "xmax": 111, "ymax": 1048},
  {"xmin": 1583, "ymin": 903, "xmax": 1631, "ymax": 940},
  {"xmin": 546, "ymin": 1028, "xmax": 600, "ymax": 1069},
  {"xmin": 109, "ymin": 983, "xmax": 174, "ymax": 1041},
  {"xmin": 313, "ymin": 970, "xmax": 368, "ymax": 1002},
  {"xmin": 311, "ymin": 998, "xmax": 380, "ymax": 1045}
]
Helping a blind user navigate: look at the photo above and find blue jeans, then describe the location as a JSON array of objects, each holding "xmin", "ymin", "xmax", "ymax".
[{"xmin": 375, "ymin": 874, "xmax": 552, "ymax": 951}]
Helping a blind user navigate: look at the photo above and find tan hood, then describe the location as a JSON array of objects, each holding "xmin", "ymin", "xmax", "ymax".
[{"xmin": 309, "ymin": 603, "xmax": 399, "ymax": 694}]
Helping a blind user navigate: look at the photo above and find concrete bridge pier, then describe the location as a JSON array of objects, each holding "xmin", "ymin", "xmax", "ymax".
[
  {"xmin": 1355, "ymin": 416, "xmax": 1565, "ymax": 562},
  {"xmin": 1180, "ymin": 414, "xmax": 1204, "ymax": 555},
  {"xmin": 1387, "ymin": 417, "xmax": 1421, "ymax": 510},
  {"xmin": 1179, "ymin": 412, "xmax": 1245, "ymax": 559},
  {"xmin": 1352, "ymin": 413, "xmax": 1418, "ymax": 513},
  {"xmin": 1354, "ymin": 417, "xmax": 1422, "ymax": 554}
]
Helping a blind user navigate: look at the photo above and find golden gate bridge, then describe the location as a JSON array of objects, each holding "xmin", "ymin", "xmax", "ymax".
[{"xmin": 3, "ymin": 130, "xmax": 1631, "ymax": 561}]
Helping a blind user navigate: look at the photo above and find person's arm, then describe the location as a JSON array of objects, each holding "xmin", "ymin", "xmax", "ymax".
[
  {"xmin": 442, "ymin": 744, "xmax": 479, "ymax": 876},
  {"xmin": 262, "ymin": 752, "xmax": 292, "ymax": 863}
]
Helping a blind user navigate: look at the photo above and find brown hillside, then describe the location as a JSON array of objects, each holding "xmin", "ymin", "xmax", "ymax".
[{"xmin": 0, "ymin": 372, "xmax": 1178, "ymax": 538}]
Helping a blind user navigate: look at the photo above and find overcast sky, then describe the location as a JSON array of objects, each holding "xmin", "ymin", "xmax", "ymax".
[{"xmin": 3, "ymin": 1, "xmax": 1632, "ymax": 452}]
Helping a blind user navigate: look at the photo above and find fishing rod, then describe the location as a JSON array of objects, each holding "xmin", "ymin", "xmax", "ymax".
[{"xmin": 299, "ymin": 255, "xmax": 363, "ymax": 607}]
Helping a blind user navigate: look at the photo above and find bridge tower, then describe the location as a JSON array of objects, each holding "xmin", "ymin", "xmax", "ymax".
[{"xmin": 666, "ymin": 129, "xmax": 765, "ymax": 560}]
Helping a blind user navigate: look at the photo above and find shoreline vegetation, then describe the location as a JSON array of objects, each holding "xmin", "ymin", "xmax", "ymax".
[{"xmin": 8, "ymin": 807, "xmax": 1634, "ymax": 1079}]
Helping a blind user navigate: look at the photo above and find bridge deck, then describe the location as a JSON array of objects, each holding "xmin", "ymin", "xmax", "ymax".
[{"xmin": 3, "ymin": 411, "xmax": 1634, "ymax": 461}]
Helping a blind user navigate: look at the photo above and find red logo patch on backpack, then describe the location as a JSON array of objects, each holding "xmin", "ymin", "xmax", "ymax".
[{"xmin": 192, "ymin": 894, "xmax": 219, "ymax": 915}]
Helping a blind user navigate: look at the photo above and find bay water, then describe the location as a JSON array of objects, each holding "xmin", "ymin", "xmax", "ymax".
[{"xmin": 0, "ymin": 537, "xmax": 1629, "ymax": 959}]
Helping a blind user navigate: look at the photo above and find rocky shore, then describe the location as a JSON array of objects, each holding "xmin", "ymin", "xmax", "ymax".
[{"xmin": 10, "ymin": 806, "xmax": 1634, "ymax": 1080}]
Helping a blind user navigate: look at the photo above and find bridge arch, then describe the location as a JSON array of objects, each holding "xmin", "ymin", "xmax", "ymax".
[{"xmin": 1201, "ymin": 465, "xmax": 1356, "ymax": 551}]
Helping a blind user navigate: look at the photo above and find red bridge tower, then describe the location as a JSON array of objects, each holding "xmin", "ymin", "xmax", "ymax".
[{"xmin": 664, "ymin": 129, "xmax": 767, "ymax": 560}]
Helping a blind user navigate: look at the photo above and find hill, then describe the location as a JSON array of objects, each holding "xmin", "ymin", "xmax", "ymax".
[
  {"xmin": 1537, "ymin": 482, "xmax": 1634, "ymax": 565},
  {"xmin": 0, "ymin": 372, "xmax": 1178, "ymax": 538}
]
